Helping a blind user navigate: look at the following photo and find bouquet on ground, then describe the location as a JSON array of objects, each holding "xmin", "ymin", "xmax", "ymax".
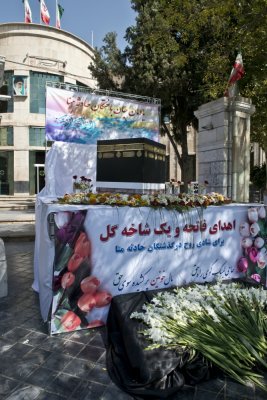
[
  {"xmin": 73, "ymin": 175, "xmax": 93, "ymax": 193},
  {"xmin": 131, "ymin": 281, "xmax": 267, "ymax": 391}
]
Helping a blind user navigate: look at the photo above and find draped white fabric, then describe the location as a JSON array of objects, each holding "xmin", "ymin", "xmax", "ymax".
[
  {"xmin": 33, "ymin": 142, "xmax": 97, "ymax": 297},
  {"xmin": 40, "ymin": 141, "xmax": 97, "ymax": 197}
]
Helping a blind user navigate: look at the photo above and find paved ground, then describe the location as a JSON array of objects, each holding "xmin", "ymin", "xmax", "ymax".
[{"xmin": 0, "ymin": 240, "xmax": 267, "ymax": 399}]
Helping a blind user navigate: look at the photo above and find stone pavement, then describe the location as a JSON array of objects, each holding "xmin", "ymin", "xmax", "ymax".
[{"xmin": 0, "ymin": 228, "xmax": 266, "ymax": 398}]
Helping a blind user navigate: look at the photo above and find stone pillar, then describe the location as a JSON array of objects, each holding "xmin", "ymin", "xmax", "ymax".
[{"xmin": 194, "ymin": 97, "xmax": 255, "ymax": 202}]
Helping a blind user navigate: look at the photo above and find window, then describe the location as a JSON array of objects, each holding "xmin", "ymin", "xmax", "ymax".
[
  {"xmin": 29, "ymin": 127, "xmax": 46, "ymax": 146},
  {"xmin": 0, "ymin": 127, "xmax": 13, "ymax": 146},
  {"xmin": 0, "ymin": 151, "xmax": 14, "ymax": 195},
  {"xmin": 0, "ymin": 71, "xmax": 14, "ymax": 113},
  {"xmin": 30, "ymin": 72, "xmax": 63, "ymax": 114}
]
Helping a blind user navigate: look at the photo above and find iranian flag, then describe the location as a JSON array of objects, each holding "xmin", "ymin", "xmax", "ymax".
[
  {"xmin": 56, "ymin": 2, "xmax": 64, "ymax": 29},
  {"xmin": 228, "ymin": 52, "xmax": 245, "ymax": 85},
  {"xmin": 224, "ymin": 52, "xmax": 245, "ymax": 97},
  {"xmin": 24, "ymin": 0, "xmax": 32, "ymax": 23},
  {"xmin": 40, "ymin": 0, "xmax": 50, "ymax": 25}
]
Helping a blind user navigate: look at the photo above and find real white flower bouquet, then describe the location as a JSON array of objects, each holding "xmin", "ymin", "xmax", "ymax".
[{"xmin": 131, "ymin": 281, "xmax": 267, "ymax": 391}]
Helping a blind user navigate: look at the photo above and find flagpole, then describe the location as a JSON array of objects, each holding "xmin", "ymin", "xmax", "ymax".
[{"xmin": 56, "ymin": 0, "xmax": 58, "ymax": 28}]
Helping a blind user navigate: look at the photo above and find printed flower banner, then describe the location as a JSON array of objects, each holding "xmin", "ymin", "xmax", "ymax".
[
  {"xmin": 237, "ymin": 206, "xmax": 267, "ymax": 285},
  {"xmin": 45, "ymin": 87, "xmax": 160, "ymax": 144},
  {"xmin": 49, "ymin": 204, "xmax": 266, "ymax": 335}
]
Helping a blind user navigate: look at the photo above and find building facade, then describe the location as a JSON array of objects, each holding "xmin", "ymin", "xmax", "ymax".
[
  {"xmin": 0, "ymin": 22, "xmax": 198, "ymax": 196},
  {"xmin": 0, "ymin": 23, "xmax": 96, "ymax": 195}
]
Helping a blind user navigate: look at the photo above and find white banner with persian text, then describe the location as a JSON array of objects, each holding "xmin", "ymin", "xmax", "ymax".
[
  {"xmin": 85, "ymin": 206, "xmax": 244, "ymax": 302},
  {"xmin": 45, "ymin": 203, "xmax": 267, "ymax": 334}
]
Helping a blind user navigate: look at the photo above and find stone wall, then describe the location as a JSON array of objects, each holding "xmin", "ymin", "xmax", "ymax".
[{"xmin": 194, "ymin": 97, "xmax": 255, "ymax": 202}]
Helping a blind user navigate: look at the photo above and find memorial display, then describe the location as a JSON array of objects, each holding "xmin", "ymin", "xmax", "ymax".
[
  {"xmin": 34, "ymin": 196, "xmax": 267, "ymax": 336},
  {"xmin": 31, "ymin": 83, "xmax": 267, "ymax": 396},
  {"xmin": 97, "ymin": 138, "xmax": 166, "ymax": 184}
]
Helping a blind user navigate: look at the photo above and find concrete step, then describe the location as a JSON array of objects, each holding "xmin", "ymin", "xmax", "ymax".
[
  {"xmin": 0, "ymin": 196, "xmax": 36, "ymax": 211},
  {"xmin": 0, "ymin": 198, "xmax": 36, "ymax": 240},
  {"xmin": 0, "ymin": 223, "xmax": 35, "ymax": 241}
]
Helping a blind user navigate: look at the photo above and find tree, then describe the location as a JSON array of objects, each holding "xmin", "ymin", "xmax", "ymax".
[{"xmin": 89, "ymin": 0, "xmax": 267, "ymax": 190}]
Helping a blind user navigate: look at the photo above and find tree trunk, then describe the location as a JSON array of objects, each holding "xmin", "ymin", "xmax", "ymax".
[{"xmin": 162, "ymin": 120, "xmax": 192, "ymax": 193}]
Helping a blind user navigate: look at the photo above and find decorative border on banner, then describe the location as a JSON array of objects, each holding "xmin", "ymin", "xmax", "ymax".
[{"xmin": 46, "ymin": 81, "xmax": 161, "ymax": 105}]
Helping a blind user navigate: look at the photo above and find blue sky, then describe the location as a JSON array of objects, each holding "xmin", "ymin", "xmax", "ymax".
[{"xmin": 0, "ymin": 0, "xmax": 136, "ymax": 50}]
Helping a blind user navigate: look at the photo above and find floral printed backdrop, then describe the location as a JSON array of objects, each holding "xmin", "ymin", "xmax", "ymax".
[
  {"xmin": 49, "ymin": 204, "xmax": 267, "ymax": 335},
  {"xmin": 50, "ymin": 210, "xmax": 112, "ymax": 334},
  {"xmin": 238, "ymin": 206, "xmax": 267, "ymax": 285}
]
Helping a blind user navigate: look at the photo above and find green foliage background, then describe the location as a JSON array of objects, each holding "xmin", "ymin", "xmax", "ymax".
[{"xmin": 89, "ymin": 0, "xmax": 267, "ymax": 187}]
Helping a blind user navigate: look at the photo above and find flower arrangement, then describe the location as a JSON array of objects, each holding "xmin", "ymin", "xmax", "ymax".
[
  {"xmin": 237, "ymin": 206, "xmax": 267, "ymax": 285},
  {"xmin": 131, "ymin": 281, "xmax": 267, "ymax": 390},
  {"xmin": 72, "ymin": 175, "xmax": 93, "ymax": 193},
  {"xmin": 57, "ymin": 191, "xmax": 230, "ymax": 210},
  {"xmin": 188, "ymin": 180, "xmax": 209, "ymax": 195}
]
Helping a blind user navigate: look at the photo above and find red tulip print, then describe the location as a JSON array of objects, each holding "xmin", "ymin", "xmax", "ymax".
[
  {"xmin": 60, "ymin": 310, "xmax": 81, "ymax": 331},
  {"xmin": 67, "ymin": 253, "xmax": 84, "ymax": 273},
  {"xmin": 80, "ymin": 276, "xmax": 100, "ymax": 294},
  {"xmin": 61, "ymin": 272, "xmax": 75, "ymax": 289},
  {"xmin": 77, "ymin": 292, "xmax": 96, "ymax": 312},
  {"xmin": 74, "ymin": 232, "xmax": 91, "ymax": 258},
  {"xmin": 94, "ymin": 291, "xmax": 112, "ymax": 307}
]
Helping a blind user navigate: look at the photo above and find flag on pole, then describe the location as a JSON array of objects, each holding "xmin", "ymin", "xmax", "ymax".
[
  {"xmin": 56, "ymin": 3, "xmax": 64, "ymax": 29},
  {"xmin": 40, "ymin": 0, "xmax": 50, "ymax": 25},
  {"xmin": 224, "ymin": 52, "xmax": 245, "ymax": 97},
  {"xmin": 23, "ymin": 0, "xmax": 32, "ymax": 23}
]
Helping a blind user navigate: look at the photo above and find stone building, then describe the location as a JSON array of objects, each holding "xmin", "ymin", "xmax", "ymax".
[
  {"xmin": 0, "ymin": 22, "xmax": 196, "ymax": 196},
  {"xmin": 0, "ymin": 23, "xmax": 96, "ymax": 195}
]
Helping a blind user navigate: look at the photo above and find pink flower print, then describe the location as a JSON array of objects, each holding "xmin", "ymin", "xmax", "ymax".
[
  {"xmin": 60, "ymin": 311, "xmax": 81, "ymax": 331},
  {"xmin": 77, "ymin": 292, "xmax": 96, "ymax": 312},
  {"xmin": 254, "ymin": 237, "xmax": 265, "ymax": 249},
  {"xmin": 257, "ymin": 249, "xmax": 267, "ymax": 269},
  {"xmin": 241, "ymin": 237, "xmax": 253, "ymax": 249},
  {"xmin": 250, "ymin": 274, "xmax": 261, "ymax": 283},
  {"xmin": 250, "ymin": 222, "xmax": 260, "ymax": 237},
  {"xmin": 237, "ymin": 257, "xmax": 248, "ymax": 273},
  {"xmin": 74, "ymin": 232, "xmax": 91, "ymax": 258},
  {"xmin": 248, "ymin": 208, "xmax": 259, "ymax": 223},
  {"xmin": 94, "ymin": 291, "xmax": 112, "ymax": 307},
  {"xmin": 247, "ymin": 247, "xmax": 258, "ymax": 263},
  {"xmin": 61, "ymin": 272, "xmax": 75, "ymax": 289},
  {"xmin": 258, "ymin": 206, "xmax": 266, "ymax": 219},
  {"xmin": 80, "ymin": 276, "xmax": 100, "ymax": 294},
  {"xmin": 68, "ymin": 253, "xmax": 84, "ymax": 273},
  {"xmin": 239, "ymin": 222, "xmax": 250, "ymax": 237}
]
